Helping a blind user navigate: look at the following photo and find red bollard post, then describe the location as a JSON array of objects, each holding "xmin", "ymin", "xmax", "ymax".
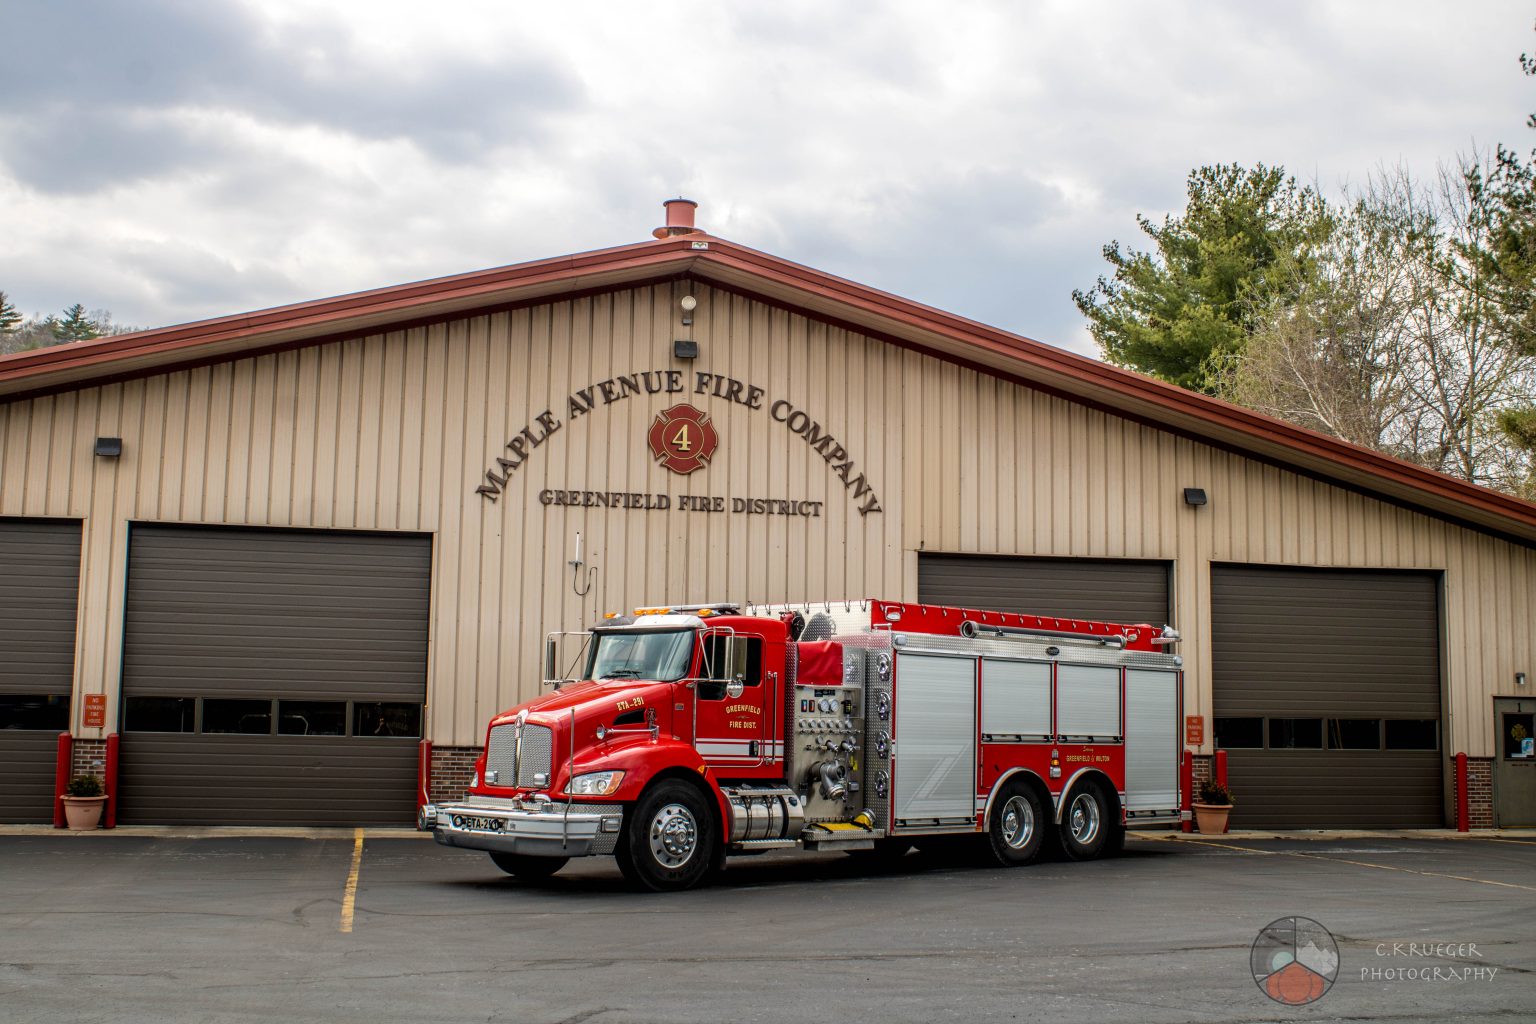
[
  {"xmin": 104, "ymin": 733, "xmax": 120, "ymax": 828},
  {"xmin": 1214, "ymin": 749, "xmax": 1230, "ymax": 834},
  {"xmin": 53, "ymin": 732, "xmax": 72, "ymax": 828},
  {"xmin": 417, "ymin": 739, "xmax": 433, "ymax": 812},
  {"xmin": 1456, "ymin": 752, "xmax": 1470, "ymax": 832},
  {"xmin": 1181, "ymin": 750, "xmax": 1194, "ymax": 833}
]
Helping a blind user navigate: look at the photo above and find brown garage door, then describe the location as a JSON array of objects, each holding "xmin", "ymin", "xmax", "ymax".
[
  {"xmin": 919, "ymin": 553, "xmax": 1171, "ymax": 625},
  {"xmin": 1211, "ymin": 565, "xmax": 1443, "ymax": 828},
  {"xmin": 0, "ymin": 519, "xmax": 80, "ymax": 823},
  {"xmin": 118, "ymin": 525, "xmax": 431, "ymax": 826}
]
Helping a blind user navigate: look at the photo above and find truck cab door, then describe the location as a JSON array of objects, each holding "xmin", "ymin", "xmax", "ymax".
[{"xmin": 693, "ymin": 632, "xmax": 774, "ymax": 769}]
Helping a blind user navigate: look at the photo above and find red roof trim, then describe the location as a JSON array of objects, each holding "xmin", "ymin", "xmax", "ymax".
[{"xmin": 4, "ymin": 230, "xmax": 1534, "ymax": 539}]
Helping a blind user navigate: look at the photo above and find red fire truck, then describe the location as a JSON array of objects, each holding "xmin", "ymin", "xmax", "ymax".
[{"xmin": 420, "ymin": 599, "xmax": 1184, "ymax": 891}]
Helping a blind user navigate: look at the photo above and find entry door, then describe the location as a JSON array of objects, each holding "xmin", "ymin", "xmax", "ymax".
[{"xmin": 1494, "ymin": 698, "xmax": 1536, "ymax": 827}]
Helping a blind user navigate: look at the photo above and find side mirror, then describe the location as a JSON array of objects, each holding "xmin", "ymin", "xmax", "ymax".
[
  {"xmin": 544, "ymin": 637, "xmax": 559, "ymax": 689},
  {"xmin": 721, "ymin": 635, "xmax": 745, "ymax": 683}
]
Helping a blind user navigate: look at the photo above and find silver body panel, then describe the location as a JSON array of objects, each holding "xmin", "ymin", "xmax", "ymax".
[
  {"xmin": 980, "ymin": 658, "xmax": 1051, "ymax": 740},
  {"xmin": 1056, "ymin": 664, "xmax": 1122, "ymax": 739},
  {"xmin": 1124, "ymin": 669, "xmax": 1180, "ymax": 812},
  {"xmin": 892, "ymin": 653, "xmax": 977, "ymax": 827}
]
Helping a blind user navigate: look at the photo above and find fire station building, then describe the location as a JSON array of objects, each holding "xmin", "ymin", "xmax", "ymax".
[{"xmin": 2, "ymin": 200, "xmax": 1534, "ymax": 831}]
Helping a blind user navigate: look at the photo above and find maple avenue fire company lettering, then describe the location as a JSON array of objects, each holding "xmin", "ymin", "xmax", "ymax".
[{"xmin": 476, "ymin": 369, "xmax": 883, "ymax": 516}]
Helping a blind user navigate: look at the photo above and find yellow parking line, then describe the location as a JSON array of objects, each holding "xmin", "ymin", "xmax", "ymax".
[
  {"xmin": 339, "ymin": 828, "xmax": 364, "ymax": 933},
  {"xmin": 1149, "ymin": 835, "xmax": 1536, "ymax": 893}
]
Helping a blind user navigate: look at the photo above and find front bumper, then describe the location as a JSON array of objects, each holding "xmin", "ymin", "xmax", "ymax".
[{"xmin": 421, "ymin": 797, "xmax": 625, "ymax": 858}]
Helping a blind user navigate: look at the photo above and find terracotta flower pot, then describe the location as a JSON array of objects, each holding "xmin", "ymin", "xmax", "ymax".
[
  {"xmin": 1192, "ymin": 802, "xmax": 1231, "ymax": 835},
  {"xmin": 61, "ymin": 795, "xmax": 107, "ymax": 831}
]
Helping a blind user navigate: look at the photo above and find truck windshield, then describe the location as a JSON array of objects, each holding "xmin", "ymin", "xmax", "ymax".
[{"xmin": 584, "ymin": 629, "xmax": 695, "ymax": 682}]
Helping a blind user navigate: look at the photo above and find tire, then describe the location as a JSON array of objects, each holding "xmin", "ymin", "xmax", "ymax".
[
  {"xmin": 614, "ymin": 780, "xmax": 718, "ymax": 892},
  {"xmin": 986, "ymin": 780, "xmax": 1046, "ymax": 867},
  {"xmin": 488, "ymin": 852, "xmax": 569, "ymax": 878},
  {"xmin": 1058, "ymin": 781, "xmax": 1113, "ymax": 861}
]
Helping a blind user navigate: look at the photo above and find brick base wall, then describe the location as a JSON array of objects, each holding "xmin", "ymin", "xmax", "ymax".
[
  {"xmin": 70, "ymin": 738, "xmax": 106, "ymax": 781},
  {"xmin": 1192, "ymin": 754, "xmax": 1213, "ymax": 789},
  {"xmin": 1454, "ymin": 756, "xmax": 1495, "ymax": 829},
  {"xmin": 429, "ymin": 746, "xmax": 479, "ymax": 806}
]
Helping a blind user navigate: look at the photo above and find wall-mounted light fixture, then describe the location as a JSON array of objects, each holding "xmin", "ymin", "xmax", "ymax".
[
  {"xmin": 94, "ymin": 437, "xmax": 123, "ymax": 458},
  {"xmin": 679, "ymin": 294, "xmax": 697, "ymax": 326},
  {"xmin": 1518, "ymin": 672, "xmax": 1528, "ymax": 687},
  {"xmin": 1183, "ymin": 487, "xmax": 1208, "ymax": 507},
  {"xmin": 673, "ymin": 339, "xmax": 699, "ymax": 360}
]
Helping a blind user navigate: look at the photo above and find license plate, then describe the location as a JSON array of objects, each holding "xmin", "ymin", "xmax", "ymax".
[{"xmin": 459, "ymin": 815, "xmax": 506, "ymax": 832}]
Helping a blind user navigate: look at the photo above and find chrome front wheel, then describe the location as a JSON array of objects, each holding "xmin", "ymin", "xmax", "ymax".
[
  {"xmin": 616, "ymin": 780, "xmax": 717, "ymax": 892},
  {"xmin": 648, "ymin": 802, "xmax": 699, "ymax": 869}
]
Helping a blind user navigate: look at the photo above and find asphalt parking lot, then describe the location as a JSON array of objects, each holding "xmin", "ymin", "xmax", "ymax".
[{"xmin": 1, "ymin": 830, "xmax": 1531, "ymax": 1024}]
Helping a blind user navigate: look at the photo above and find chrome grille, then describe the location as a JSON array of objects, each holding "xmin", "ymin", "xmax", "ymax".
[
  {"xmin": 518, "ymin": 725, "xmax": 553, "ymax": 787},
  {"xmin": 485, "ymin": 723, "xmax": 554, "ymax": 789}
]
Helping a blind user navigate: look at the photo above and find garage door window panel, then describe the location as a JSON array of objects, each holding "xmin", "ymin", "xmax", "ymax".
[
  {"xmin": 1214, "ymin": 717, "xmax": 1263, "ymax": 748},
  {"xmin": 0, "ymin": 695, "xmax": 70, "ymax": 730},
  {"xmin": 203, "ymin": 699, "xmax": 273, "ymax": 735},
  {"xmin": 1384, "ymin": 719, "xmax": 1438, "ymax": 750},
  {"xmin": 1328, "ymin": 719, "xmax": 1381, "ymax": 750},
  {"xmin": 354, "ymin": 702, "xmax": 422, "ymax": 738},
  {"xmin": 278, "ymin": 701, "xmax": 347, "ymax": 736},
  {"xmin": 124, "ymin": 697, "xmax": 195, "ymax": 733},
  {"xmin": 1268, "ymin": 718, "xmax": 1323, "ymax": 749}
]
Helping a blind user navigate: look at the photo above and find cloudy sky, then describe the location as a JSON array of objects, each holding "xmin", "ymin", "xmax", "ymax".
[{"xmin": 2, "ymin": 1, "xmax": 1533, "ymax": 356}]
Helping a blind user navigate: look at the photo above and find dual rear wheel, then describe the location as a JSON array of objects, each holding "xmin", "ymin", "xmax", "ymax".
[{"xmin": 985, "ymin": 777, "xmax": 1122, "ymax": 867}]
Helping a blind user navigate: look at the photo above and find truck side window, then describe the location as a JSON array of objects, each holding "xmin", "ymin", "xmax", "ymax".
[{"xmin": 698, "ymin": 636, "xmax": 763, "ymax": 700}]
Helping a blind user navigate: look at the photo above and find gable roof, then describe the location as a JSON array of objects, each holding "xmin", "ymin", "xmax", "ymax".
[{"xmin": 4, "ymin": 223, "xmax": 1536, "ymax": 547}]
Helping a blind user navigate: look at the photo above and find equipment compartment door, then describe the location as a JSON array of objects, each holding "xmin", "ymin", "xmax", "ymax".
[
  {"xmin": 1125, "ymin": 669, "xmax": 1180, "ymax": 812},
  {"xmin": 893, "ymin": 653, "xmax": 977, "ymax": 826}
]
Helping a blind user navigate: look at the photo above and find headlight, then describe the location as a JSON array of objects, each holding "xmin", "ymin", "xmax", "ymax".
[{"xmin": 567, "ymin": 770, "xmax": 625, "ymax": 796}]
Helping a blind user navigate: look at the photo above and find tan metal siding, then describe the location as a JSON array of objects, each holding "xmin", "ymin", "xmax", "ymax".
[{"xmin": 1, "ymin": 282, "xmax": 1533, "ymax": 758}]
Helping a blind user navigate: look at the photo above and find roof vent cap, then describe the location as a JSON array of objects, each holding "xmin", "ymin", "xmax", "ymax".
[{"xmin": 653, "ymin": 197, "xmax": 700, "ymax": 239}]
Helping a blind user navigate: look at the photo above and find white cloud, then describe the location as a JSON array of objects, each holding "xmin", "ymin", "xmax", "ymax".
[{"xmin": 2, "ymin": 0, "xmax": 1532, "ymax": 356}]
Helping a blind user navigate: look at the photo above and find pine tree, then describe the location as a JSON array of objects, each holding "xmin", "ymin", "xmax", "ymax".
[
  {"xmin": 0, "ymin": 292, "xmax": 21, "ymax": 335},
  {"xmin": 49, "ymin": 303, "xmax": 101, "ymax": 342},
  {"xmin": 1073, "ymin": 164, "xmax": 1334, "ymax": 393}
]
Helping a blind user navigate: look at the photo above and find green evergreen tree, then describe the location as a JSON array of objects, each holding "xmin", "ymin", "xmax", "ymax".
[
  {"xmin": 1074, "ymin": 164, "xmax": 1334, "ymax": 393},
  {"xmin": 49, "ymin": 303, "xmax": 101, "ymax": 342},
  {"xmin": 0, "ymin": 292, "xmax": 21, "ymax": 335}
]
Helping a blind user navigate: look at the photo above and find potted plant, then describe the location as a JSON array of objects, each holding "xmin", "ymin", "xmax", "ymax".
[
  {"xmin": 61, "ymin": 775, "xmax": 107, "ymax": 831},
  {"xmin": 1193, "ymin": 780, "xmax": 1234, "ymax": 835}
]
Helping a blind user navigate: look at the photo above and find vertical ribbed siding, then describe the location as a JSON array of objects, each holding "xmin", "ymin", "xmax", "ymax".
[{"xmin": 1, "ymin": 282, "xmax": 1534, "ymax": 757}]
